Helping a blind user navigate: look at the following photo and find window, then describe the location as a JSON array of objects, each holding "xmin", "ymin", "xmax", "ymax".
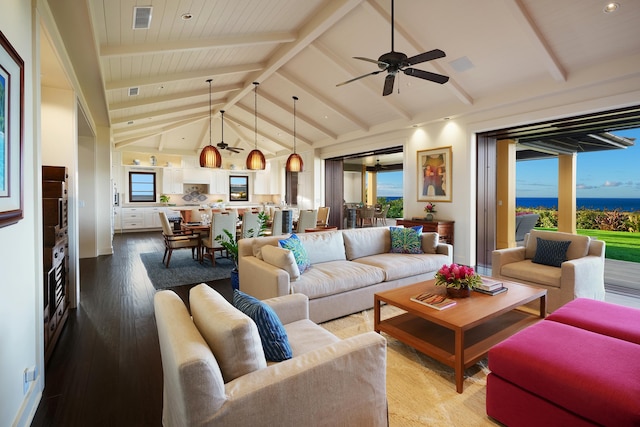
[
  {"xmin": 129, "ymin": 171, "xmax": 156, "ymax": 202},
  {"xmin": 229, "ymin": 175, "xmax": 248, "ymax": 201}
]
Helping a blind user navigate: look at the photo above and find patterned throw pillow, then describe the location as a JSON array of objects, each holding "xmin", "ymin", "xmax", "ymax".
[
  {"xmin": 390, "ymin": 226, "xmax": 424, "ymax": 254},
  {"xmin": 532, "ymin": 238, "xmax": 571, "ymax": 267},
  {"xmin": 233, "ymin": 290, "xmax": 293, "ymax": 362},
  {"xmin": 278, "ymin": 234, "xmax": 311, "ymax": 273}
]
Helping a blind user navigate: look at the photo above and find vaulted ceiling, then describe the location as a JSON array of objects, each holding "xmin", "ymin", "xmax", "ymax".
[{"xmin": 45, "ymin": 0, "xmax": 640, "ymax": 163}]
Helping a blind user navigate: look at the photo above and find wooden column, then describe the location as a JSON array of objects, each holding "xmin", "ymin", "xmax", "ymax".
[
  {"xmin": 495, "ymin": 139, "xmax": 517, "ymax": 249},
  {"xmin": 558, "ymin": 153, "xmax": 577, "ymax": 233}
]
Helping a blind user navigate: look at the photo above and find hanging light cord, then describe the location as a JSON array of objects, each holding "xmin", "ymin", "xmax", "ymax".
[
  {"xmin": 293, "ymin": 96, "xmax": 298, "ymax": 153},
  {"xmin": 207, "ymin": 79, "xmax": 213, "ymax": 146},
  {"xmin": 254, "ymin": 82, "xmax": 259, "ymax": 149}
]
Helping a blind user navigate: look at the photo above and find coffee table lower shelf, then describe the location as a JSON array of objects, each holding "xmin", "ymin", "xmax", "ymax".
[{"xmin": 376, "ymin": 310, "xmax": 540, "ymax": 391}]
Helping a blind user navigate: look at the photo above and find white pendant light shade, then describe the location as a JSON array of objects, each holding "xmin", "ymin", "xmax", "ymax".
[
  {"xmin": 200, "ymin": 79, "xmax": 222, "ymax": 168},
  {"xmin": 246, "ymin": 82, "xmax": 266, "ymax": 170},
  {"xmin": 286, "ymin": 95, "xmax": 303, "ymax": 172}
]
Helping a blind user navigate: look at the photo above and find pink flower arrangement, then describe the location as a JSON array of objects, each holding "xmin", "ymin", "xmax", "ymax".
[
  {"xmin": 434, "ymin": 263, "xmax": 482, "ymax": 289},
  {"xmin": 424, "ymin": 202, "xmax": 436, "ymax": 213}
]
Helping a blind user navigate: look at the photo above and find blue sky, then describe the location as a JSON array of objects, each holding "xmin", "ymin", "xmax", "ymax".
[
  {"xmin": 375, "ymin": 127, "xmax": 640, "ymax": 199},
  {"xmin": 517, "ymin": 128, "xmax": 640, "ymax": 198}
]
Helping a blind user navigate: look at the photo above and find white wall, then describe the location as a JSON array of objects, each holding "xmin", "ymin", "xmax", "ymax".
[{"xmin": 0, "ymin": 1, "xmax": 42, "ymax": 426}]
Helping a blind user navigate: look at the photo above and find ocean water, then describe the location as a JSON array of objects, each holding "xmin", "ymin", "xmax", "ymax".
[{"xmin": 517, "ymin": 197, "xmax": 640, "ymax": 212}]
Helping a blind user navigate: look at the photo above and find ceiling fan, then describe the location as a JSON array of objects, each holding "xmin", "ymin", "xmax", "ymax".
[
  {"xmin": 217, "ymin": 110, "xmax": 244, "ymax": 154},
  {"xmin": 374, "ymin": 159, "xmax": 388, "ymax": 171},
  {"xmin": 336, "ymin": 0, "xmax": 449, "ymax": 96}
]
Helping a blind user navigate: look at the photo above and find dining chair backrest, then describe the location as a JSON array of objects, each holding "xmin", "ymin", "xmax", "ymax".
[
  {"xmin": 241, "ymin": 212, "xmax": 261, "ymax": 238},
  {"xmin": 271, "ymin": 209, "xmax": 293, "ymax": 236},
  {"xmin": 271, "ymin": 209, "xmax": 284, "ymax": 236},
  {"xmin": 296, "ymin": 209, "xmax": 318, "ymax": 232},
  {"xmin": 210, "ymin": 213, "xmax": 237, "ymax": 247},
  {"xmin": 317, "ymin": 207, "xmax": 330, "ymax": 226},
  {"xmin": 159, "ymin": 211, "xmax": 174, "ymax": 236}
]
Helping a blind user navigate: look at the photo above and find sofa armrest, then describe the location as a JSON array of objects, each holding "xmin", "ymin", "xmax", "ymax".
[
  {"xmin": 561, "ymin": 255, "xmax": 606, "ymax": 300},
  {"xmin": 214, "ymin": 332, "xmax": 388, "ymax": 426},
  {"xmin": 263, "ymin": 293, "xmax": 309, "ymax": 324},
  {"xmin": 436, "ymin": 243, "xmax": 453, "ymax": 262},
  {"xmin": 491, "ymin": 247, "xmax": 526, "ymax": 277},
  {"xmin": 238, "ymin": 256, "xmax": 291, "ymax": 300}
]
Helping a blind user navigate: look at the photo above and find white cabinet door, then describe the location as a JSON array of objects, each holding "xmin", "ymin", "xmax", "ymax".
[
  {"xmin": 121, "ymin": 207, "xmax": 145, "ymax": 230},
  {"xmin": 211, "ymin": 170, "xmax": 229, "ymax": 195},
  {"xmin": 162, "ymin": 168, "xmax": 183, "ymax": 194},
  {"xmin": 253, "ymin": 162, "xmax": 271, "ymax": 194},
  {"xmin": 143, "ymin": 207, "xmax": 163, "ymax": 228},
  {"xmin": 183, "ymin": 167, "xmax": 211, "ymax": 184}
]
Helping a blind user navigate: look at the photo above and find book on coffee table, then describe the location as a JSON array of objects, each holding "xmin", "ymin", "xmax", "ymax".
[
  {"xmin": 478, "ymin": 277, "xmax": 503, "ymax": 291},
  {"xmin": 473, "ymin": 286, "xmax": 508, "ymax": 296},
  {"xmin": 410, "ymin": 292, "xmax": 457, "ymax": 310}
]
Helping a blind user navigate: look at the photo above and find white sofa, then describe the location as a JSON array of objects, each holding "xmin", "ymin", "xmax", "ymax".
[
  {"xmin": 492, "ymin": 229, "xmax": 606, "ymax": 312},
  {"xmin": 238, "ymin": 227, "xmax": 453, "ymax": 323},
  {"xmin": 154, "ymin": 284, "xmax": 388, "ymax": 427}
]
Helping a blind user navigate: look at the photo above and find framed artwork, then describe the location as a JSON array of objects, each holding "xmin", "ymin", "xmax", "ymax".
[
  {"xmin": 0, "ymin": 31, "xmax": 24, "ymax": 228},
  {"xmin": 417, "ymin": 146, "xmax": 452, "ymax": 202},
  {"xmin": 229, "ymin": 175, "xmax": 249, "ymax": 202}
]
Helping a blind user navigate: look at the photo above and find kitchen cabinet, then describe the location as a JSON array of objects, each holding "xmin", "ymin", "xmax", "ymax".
[
  {"xmin": 183, "ymin": 167, "xmax": 211, "ymax": 184},
  {"xmin": 143, "ymin": 207, "xmax": 164, "ymax": 228},
  {"xmin": 119, "ymin": 206, "xmax": 165, "ymax": 231},
  {"xmin": 210, "ymin": 169, "xmax": 229, "ymax": 195},
  {"xmin": 162, "ymin": 168, "xmax": 183, "ymax": 194}
]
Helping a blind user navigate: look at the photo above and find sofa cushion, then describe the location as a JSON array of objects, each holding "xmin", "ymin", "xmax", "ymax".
[
  {"xmin": 261, "ymin": 245, "xmax": 300, "ymax": 281},
  {"xmin": 525, "ymin": 229, "xmax": 589, "ymax": 261},
  {"xmin": 546, "ymin": 298, "xmax": 640, "ymax": 345},
  {"xmin": 297, "ymin": 231, "xmax": 347, "ymax": 264},
  {"xmin": 278, "ymin": 234, "xmax": 311, "ymax": 273},
  {"xmin": 354, "ymin": 253, "xmax": 450, "ymax": 281},
  {"xmin": 189, "ymin": 284, "xmax": 266, "ymax": 382},
  {"xmin": 233, "ymin": 290, "xmax": 293, "ymax": 362},
  {"xmin": 532, "ymin": 238, "xmax": 571, "ymax": 267},
  {"xmin": 500, "ymin": 259, "xmax": 562, "ymax": 288},
  {"xmin": 390, "ymin": 226, "xmax": 423, "ymax": 254},
  {"xmin": 283, "ymin": 319, "xmax": 340, "ymax": 356},
  {"xmin": 421, "ymin": 232, "xmax": 439, "ymax": 254},
  {"xmin": 342, "ymin": 227, "xmax": 391, "ymax": 260},
  {"xmin": 489, "ymin": 320, "xmax": 640, "ymax": 427},
  {"xmin": 291, "ymin": 260, "xmax": 385, "ymax": 299}
]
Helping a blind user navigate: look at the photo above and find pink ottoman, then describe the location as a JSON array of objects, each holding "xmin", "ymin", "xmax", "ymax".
[{"xmin": 487, "ymin": 319, "xmax": 640, "ymax": 426}]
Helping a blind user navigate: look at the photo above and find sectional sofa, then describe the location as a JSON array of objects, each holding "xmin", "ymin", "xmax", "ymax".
[{"xmin": 238, "ymin": 227, "xmax": 453, "ymax": 323}]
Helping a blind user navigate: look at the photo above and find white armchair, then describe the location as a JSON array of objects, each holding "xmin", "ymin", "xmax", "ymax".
[
  {"xmin": 154, "ymin": 284, "xmax": 388, "ymax": 427},
  {"xmin": 492, "ymin": 229, "xmax": 606, "ymax": 312}
]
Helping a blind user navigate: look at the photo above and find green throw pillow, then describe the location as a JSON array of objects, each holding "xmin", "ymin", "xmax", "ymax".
[
  {"xmin": 532, "ymin": 238, "xmax": 571, "ymax": 267},
  {"xmin": 233, "ymin": 290, "xmax": 293, "ymax": 362},
  {"xmin": 278, "ymin": 234, "xmax": 311, "ymax": 273},
  {"xmin": 390, "ymin": 226, "xmax": 423, "ymax": 254}
]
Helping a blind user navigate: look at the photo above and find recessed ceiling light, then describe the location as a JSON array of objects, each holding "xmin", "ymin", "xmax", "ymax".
[
  {"xmin": 603, "ymin": 2, "xmax": 619, "ymax": 13},
  {"xmin": 181, "ymin": 13, "xmax": 193, "ymax": 20}
]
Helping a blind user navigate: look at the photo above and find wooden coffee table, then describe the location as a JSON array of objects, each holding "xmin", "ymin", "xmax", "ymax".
[{"xmin": 374, "ymin": 278, "xmax": 546, "ymax": 393}]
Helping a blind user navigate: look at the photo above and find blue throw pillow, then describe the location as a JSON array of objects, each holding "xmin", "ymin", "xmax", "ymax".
[
  {"xmin": 390, "ymin": 226, "xmax": 424, "ymax": 254},
  {"xmin": 278, "ymin": 234, "xmax": 311, "ymax": 273},
  {"xmin": 532, "ymin": 238, "xmax": 571, "ymax": 267},
  {"xmin": 232, "ymin": 290, "xmax": 293, "ymax": 362}
]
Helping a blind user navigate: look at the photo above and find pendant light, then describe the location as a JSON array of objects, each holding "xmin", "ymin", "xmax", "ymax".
[
  {"xmin": 246, "ymin": 81, "xmax": 266, "ymax": 170},
  {"xmin": 199, "ymin": 79, "xmax": 222, "ymax": 168},
  {"xmin": 285, "ymin": 96, "xmax": 303, "ymax": 172}
]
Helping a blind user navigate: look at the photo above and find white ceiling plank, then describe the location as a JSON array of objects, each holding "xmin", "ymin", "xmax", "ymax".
[
  {"xmin": 502, "ymin": 0, "xmax": 566, "ymax": 82},
  {"xmin": 113, "ymin": 114, "xmax": 208, "ymax": 139},
  {"xmin": 108, "ymin": 85, "xmax": 242, "ymax": 111},
  {"xmin": 100, "ymin": 31, "xmax": 297, "ymax": 57},
  {"xmin": 111, "ymin": 101, "xmax": 210, "ymax": 125},
  {"xmin": 224, "ymin": 112, "xmax": 308, "ymax": 150}
]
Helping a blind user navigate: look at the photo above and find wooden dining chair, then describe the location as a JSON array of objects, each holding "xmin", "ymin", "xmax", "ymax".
[
  {"xmin": 316, "ymin": 206, "xmax": 330, "ymax": 227},
  {"xmin": 296, "ymin": 209, "xmax": 318, "ymax": 233},
  {"xmin": 158, "ymin": 211, "xmax": 201, "ymax": 268}
]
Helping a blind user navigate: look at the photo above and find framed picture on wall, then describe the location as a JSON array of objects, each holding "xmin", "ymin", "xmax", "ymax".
[
  {"xmin": 417, "ymin": 146, "xmax": 452, "ymax": 202},
  {"xmin": 229, "ymin": 175, "xmax": 249, "ymax": 202},
  {"xmin": 0, "ymin": 31, "xmax": 24, "ymax": 228}
]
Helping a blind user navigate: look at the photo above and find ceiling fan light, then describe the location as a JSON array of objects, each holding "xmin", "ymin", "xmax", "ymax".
[
  {"xmin": 285, "ymin": 153, "xmax": 303, "ymax": 172},
  {"xmin": 200, "ymin": 145, "xmax": 222, "ymax": 168},
  {"xmin": 246, "ymin": 149, "xmax": 266, "ymax": 170}
]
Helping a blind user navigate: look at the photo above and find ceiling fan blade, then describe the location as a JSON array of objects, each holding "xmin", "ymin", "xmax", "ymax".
[
  {"xmin": 403, "ymin": 68, "xmax": 449, "ymax": 84},
  {"xmin": 353, "ymin": 56, "xmax": 388, "ymax": 67},
  {"xmin": 336, "ymin": 70, "xmax": 383, "ymax": 87},
  {"xmin": 383, "ymin": 74, "xmax": 395, "ymax": 96},
  {"xmin": 405, "ymin": 49, "xmax": 446, "ymax": 66}
]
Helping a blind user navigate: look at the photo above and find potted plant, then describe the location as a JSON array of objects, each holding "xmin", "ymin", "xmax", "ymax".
[
  {"xmin": 424, "ymin": 202, "xmax": 436, "ymax": 221},
  {"xmin": 215, "ymin": 212, "xmax": 268, "ymax": 290},
  {"xmin": 159, "ymin": 194, "xmax": 170, "ymax": 205},
  {"xmin": 434, "ymin": 263, "xmax": 482, "ymax": 298}
]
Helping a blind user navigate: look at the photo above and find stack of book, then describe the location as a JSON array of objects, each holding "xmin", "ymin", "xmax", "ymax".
[{"xmin": 474, "ymin": 278, "xmax": 508, "ymax": 295}]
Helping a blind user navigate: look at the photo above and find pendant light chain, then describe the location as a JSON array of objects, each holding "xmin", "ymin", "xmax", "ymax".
[
  {"xmin": 293, "ymin": 95, "xmax": 298, "ymax": 154},
  {"xmin": 245, "ymin": 81, "xmax": 266, "ymax": 170}
]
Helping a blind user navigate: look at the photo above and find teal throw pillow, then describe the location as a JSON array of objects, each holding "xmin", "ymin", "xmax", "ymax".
[
  {"xmin": 390, "ymin": 226, "xmax": 423, "ymax": 254},
  {"xmin": 233, "ymin": 290, "xmax": 293, "ymax": 362},
  {"xmin": 532, "ymin": 238, "xmax": 571, "ymax": 267},
  {"xmin": 278, "ymin": 234, "xmax": 311, "ymax": 273}
]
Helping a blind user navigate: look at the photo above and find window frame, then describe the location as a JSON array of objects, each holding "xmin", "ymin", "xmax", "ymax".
[{"xmin": 128, "ymin": 171, "xmax": 157, "ymax": 203}]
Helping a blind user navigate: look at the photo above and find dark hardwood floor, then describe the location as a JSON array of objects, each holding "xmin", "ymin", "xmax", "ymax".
[{"xmin": 31, "ymin": 232, "xmax": 232, "ymax": 427}]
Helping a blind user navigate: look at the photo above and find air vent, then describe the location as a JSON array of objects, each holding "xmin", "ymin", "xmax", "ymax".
[
  {"xmin": 128, "ymin": 87, "xmax": 139, "ymax": 96},
  {"xmin": 133, "ymin": 6, "xmax": 153, "ymax": 30}
]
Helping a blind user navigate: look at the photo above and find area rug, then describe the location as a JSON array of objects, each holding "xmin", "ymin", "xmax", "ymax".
[
  {"xmin": 140, "ymin": 251, "xmax": 235, "ymax": 289},
  {"xmin": 321, "ymin": 305, "xmax": 498, "ymax": 426}
]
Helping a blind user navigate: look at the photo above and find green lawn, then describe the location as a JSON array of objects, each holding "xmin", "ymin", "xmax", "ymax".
[{"xmin": 539, "ymin": 228, "xmax": 640, "ymax": 263}]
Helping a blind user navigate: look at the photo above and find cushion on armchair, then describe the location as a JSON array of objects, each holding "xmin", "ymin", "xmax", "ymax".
[{"xmin": 532, "ymin": 238, "xmax": 571, "ymax": 267}]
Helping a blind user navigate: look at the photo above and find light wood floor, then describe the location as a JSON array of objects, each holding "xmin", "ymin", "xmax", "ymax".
[{"xmin": 30, "ymin": 231, "xmax": 640, "ymax": 426}]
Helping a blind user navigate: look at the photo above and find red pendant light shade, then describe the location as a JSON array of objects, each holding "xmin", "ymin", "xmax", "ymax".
[
  {"xmin": 246, "ymin": 82, "xmax": 266, "ymax": 170},
  {"xmin": 286, "ymin": 95, "xmax": 303, "ymax": 172},
  {"xmin": 200, "ymin": 79, "xmax": 222, "ymax": 168}
]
